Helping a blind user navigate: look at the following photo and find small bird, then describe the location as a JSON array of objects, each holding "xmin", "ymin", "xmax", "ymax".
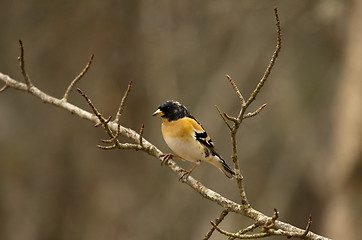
[{"xmin": 152, "ymin": 100, "xmax": 235, "ymax": 178}]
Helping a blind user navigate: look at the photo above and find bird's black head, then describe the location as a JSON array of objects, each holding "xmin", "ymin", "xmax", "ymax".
[{"xmin": 152, "ymin": 100, "xmax": 191, "ymax": 121}]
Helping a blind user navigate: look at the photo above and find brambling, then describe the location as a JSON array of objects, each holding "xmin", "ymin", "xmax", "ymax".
[{"xmin": 152, "ymin": 100, "xmax": 235, "ymax": 179}]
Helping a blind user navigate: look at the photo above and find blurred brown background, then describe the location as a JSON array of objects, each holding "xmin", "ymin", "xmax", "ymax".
[{"xmin": 0, "ymin": 0, "xmax": 361, "ymax": 239}]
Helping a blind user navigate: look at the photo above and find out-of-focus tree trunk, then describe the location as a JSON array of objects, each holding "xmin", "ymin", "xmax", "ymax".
[{"xmin": 323, "ymin": 1, "xmax": 362, "ymax": 239}]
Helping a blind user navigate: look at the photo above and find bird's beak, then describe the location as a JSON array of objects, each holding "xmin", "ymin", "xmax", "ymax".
[{"xmin": 152, "ymin": 109, "xmax": 164, "ymax": 117}]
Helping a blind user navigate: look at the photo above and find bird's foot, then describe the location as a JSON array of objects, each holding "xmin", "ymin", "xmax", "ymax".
[
  {"xmin": 178, "ymin": 160, "xmax": 201, "ymax": 181},
  {"xmin": 160, "ymin": 153, "xmax": 183, "ymax": 166}
]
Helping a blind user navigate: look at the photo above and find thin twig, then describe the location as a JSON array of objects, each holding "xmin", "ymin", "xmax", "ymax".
[
  {"xmin": 63, "ymin": 54, "xmax": 94, "ymax": 101},
  {"xmin": 115, "ymin": 80, "xmax": 132, "ymax": 124},
  {"xmin": 77, "ymin": 88, "xmax": 119, "ymax": 147},
  {"xmin": 18, "ymin": 40, "xmax": 33, "ymax": 88},
  {"xmin": 203, "ymin": 209, "xmax": 229, "ymax": 240},
  {"xmin": 227, "ymin": 222, "xmax": 262, "ymax": 240},
  {"xmin": 97, "ymin": 144, "xmax": 117, "ymax": 150},
  {"xmin": 272, "ymin": 208, "xmax": 279, "ymax": 221},
  {"xmin": 301, "ymin": 214, "xmax": 312, "ymax": 238},
  {"xmin": 139, "ymin": 123, "xmax": 144, "ymax": 148},
  {"xmin": 243, "ymin": 103, "xmax": 267, "ymax": 119},
  {"xmin": 0, "ymin": 85, "xmax": 8, "ymax": 92},
  {"xmin": 215, "ymin": 105, "xmax": 232, "ymax": 130},
  {"xmin": 101, "ymin": 124, "xmax": 121, "ymax": 143},
  {"xmin": 264, "ymin": 208, "xmax": 279, "ymax": 229},
  {"xmin": 77, "ymin": 88, "xmax": 103, "ymax": 124},
  {"xmin": 224, "ymin": 112, "xmax": 237, "ymax": 123},
  {"xmin": 211, "ymin": 221, "xmax": 270, "ymax": 239},
  {"xmin": 245, "ymin": 7, "xmax": 282, "ymax": 108},
  {"xmin": 226, "ymin": 74, "xmax": 246, "ymax": 106}
]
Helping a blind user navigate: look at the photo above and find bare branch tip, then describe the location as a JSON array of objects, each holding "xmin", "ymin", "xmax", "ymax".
[
  {"xmin": 274, "ymin": 6, "xmax": 280, "ymax": 20},
  {"xmin": 303, "ymin": 214, "xmax": 313, "ymax": 235},
  {"xmin": 215, "ymin": 105, "xmax": 232, "ymax": 130},
  {"xmin": 97, "ymin": 144, "xmax": 116, "ymax": 150},
  {"xmin": 0, "ymin": 85, "xmax": 8, "ymax": 93},
  {"xmin": 272, "ymin": 208, "xmax": 279, "ymax": 220},
  {"xmin": 299, "ymin": 222, "xmax": 313, "ymax": 238},
  {"xmin": 139, "ymin": 123, "xmax": 145, "ymax": 147},
  {"xmin": 244, "ymin": 7, "xmax": 282, "ymax": 109},
  {"xmin": 63, "ymin": 54, "xmax": 95, "ymax": 101},
  {"xmin": 76, "ymin": 88, "xmax": 90, "ymax": 102},
  {"xmin": 225, "ymin": 74, "xmax": 246, "ymax": 105},
  {"xmin": 17, "ymin": 39, "xmax": 33, "ymax": 88},
  {"xmin": 223, "ymin": 112, "xmax": 237, "ymax": 122},
  {"xmin": 115, "ymin": 80, "xmax": 133, "ymax": 123},
  {"xmin": 18, "ymin": 39, "xmax": 24, "ymax": 48},
  {"xmin": 243, "ymin": 103, "xmax": 268, "ymax": 119},
  {"xmin": 274, "ymin": 7, "xmax": 282, "ymax": 45},
  {"xmin": 140, "ymin": 122, "xmax": 145, "ymax": 134},
  {"xmin": 76, "ymin": 87, "xmax": 83, "ymax": 94}
]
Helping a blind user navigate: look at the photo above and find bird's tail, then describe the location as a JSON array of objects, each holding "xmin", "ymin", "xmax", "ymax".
[
  {"xmin": 212, "ymin": 155, "xmax": 235, "ymax": 179},
  {"xmin": 221, "ymin": 160, "xmax": 235, "ymax": 179}
]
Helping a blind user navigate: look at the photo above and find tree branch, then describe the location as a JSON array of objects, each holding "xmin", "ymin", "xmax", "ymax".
[{"xmin": 0, "ymin": 7, "xmax": 331, "ymax": 240}]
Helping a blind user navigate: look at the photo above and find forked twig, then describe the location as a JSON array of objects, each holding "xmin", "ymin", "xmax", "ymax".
[
  {"xmin": 63, "ymin": 54, "xmax": 94, "ymax": 101},
  {"xmin": 217, "ymin": 6, "xmax": 282, "ymax": 207},
  {"xmin": 18, "ymin": 40, "xmax": 33, "ymax": 88},
  {"xmin": 77, "ymin": 87, "xmax": 143, "ymax": 151}
]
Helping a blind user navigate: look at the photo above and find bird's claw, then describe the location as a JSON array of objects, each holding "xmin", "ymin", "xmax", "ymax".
[
  {"xmin": 160, "ymin": 153, "xmax": 178, "ymax": 166},
  {"xmin": 178, "ymin": 169, "xmax": 192, "ymax": 181}
]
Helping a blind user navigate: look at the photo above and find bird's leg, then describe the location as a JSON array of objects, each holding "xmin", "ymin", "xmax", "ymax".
[
  {"xmin": 179, "ymin": 160, "xmax": 201, "ymax": 181},
  {"xmin": 160, "ymin": 153, "xmax": 184, "ymax": 166}
]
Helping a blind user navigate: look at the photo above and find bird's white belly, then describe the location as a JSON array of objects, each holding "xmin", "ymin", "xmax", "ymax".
[{"xmin": 164, "ymin": 136, "xmax": 205, "ymax": 162}]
